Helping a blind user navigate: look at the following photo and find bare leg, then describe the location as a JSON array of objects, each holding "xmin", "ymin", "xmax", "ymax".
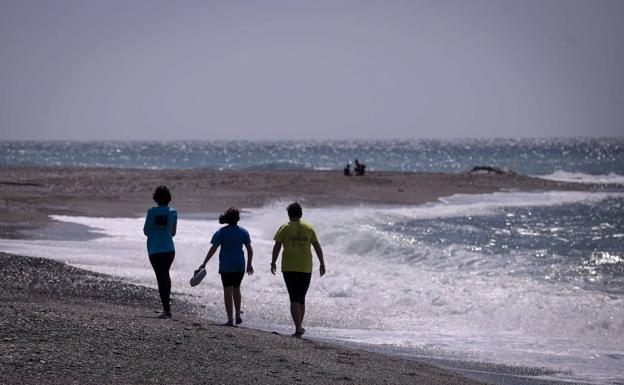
[
  {"xmin": 223, "ymin": 286, "xmax": 234, "ymax": 322},
  {"xmin": 290, "ymin": 302, "xmax": 303, "ymax": 335},
  {"xmin": 233, "ymin": 287, "xmax": 242, "ymax": 322}
]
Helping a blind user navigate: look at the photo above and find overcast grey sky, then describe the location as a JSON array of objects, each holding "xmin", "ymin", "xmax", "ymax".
[{"xmin": 1, "ymin": 0, "xmax": 622, "ymax": 140}]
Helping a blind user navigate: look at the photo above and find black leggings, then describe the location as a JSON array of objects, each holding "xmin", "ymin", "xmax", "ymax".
[
  {"xmin": 283, "ymin": 272, "xmax": 312, "ymax": 305},
  {"xmin": 149, "ymin": 251, "xmax": 175, "ymax": 312}
]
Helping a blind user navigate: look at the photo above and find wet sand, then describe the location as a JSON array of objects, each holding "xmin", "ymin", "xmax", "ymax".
[{"xmin": 0, "ymin": 165, "xmax": 613, "ymax": 384}]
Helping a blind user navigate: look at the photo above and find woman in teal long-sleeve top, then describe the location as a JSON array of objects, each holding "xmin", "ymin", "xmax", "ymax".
[{"xmin": 143, "ymin": 185, "xmax": 177, "ymax": 319}]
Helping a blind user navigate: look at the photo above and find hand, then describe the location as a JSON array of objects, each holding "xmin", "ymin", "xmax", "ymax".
[
  {"xmin": 319, "ymin": 264, "xmax": 326, "ymax": 277},
  {"xmin": 270, "ymin": 263, "xmax": 277, "ymax": 275},
  {"xmin": 246, "ymin": 263, "xmax": 254, "ymax": 275}
]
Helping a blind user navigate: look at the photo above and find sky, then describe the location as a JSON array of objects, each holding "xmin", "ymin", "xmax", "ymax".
[{"xmin": 1, "ymin": 0, "xmax": 623, "ymax": 140}]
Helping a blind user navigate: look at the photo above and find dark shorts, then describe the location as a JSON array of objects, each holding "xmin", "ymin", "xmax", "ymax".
[
  {"xmin": 220, "ymin": 272, "xmax": 245, "ymax": 288},
  {"xmin": 283, "ymin": 272, "xmax": 312, "ymax": 304}
]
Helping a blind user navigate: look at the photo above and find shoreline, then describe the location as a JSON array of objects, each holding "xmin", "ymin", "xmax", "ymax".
[
  {"xmin": 0, "ymin": 252, "xmax": 589, "ymax": 385},
  {"xmin": 1, "ymin": 165, "xmax": 615, "ymax": 239},
  {"xmin": 0, "ymin": 252, "xmax": 490, "ymax": 385},
  {"xmin": 1, "ymin": 165, "xmax": 617, "ymax": 384}
]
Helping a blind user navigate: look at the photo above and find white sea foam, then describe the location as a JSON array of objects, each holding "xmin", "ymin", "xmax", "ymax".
[
  {"xmin": 1, "ymin": 190, "xmax": 623, "ymax": 384},
  {"xmin": 537, "ymin": 171, "xmax": 624, "ymax": 185}
]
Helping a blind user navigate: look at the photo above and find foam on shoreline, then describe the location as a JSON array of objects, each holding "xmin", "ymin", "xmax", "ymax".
[{"xmin": 2, "ymin": 191, "xmax": 623, "ymax": 384}]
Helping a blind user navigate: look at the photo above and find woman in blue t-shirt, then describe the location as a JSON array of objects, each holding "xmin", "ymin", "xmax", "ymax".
[
  {"xmin": 143, "ymin": 185, "xmax": 177, "ymax": 319},
  {"xmin": 199, "ymin": 207, "xmax": 254, "ymax": 326}
]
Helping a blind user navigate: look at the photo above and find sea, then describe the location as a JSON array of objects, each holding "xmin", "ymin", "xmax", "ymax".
[{"xmin": 1, "ymin": 138, "xmax": 623, "ymax": 384}]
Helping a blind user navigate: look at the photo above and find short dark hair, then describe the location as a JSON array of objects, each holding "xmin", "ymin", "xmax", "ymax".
[
  {"xmin": 152, "ymin": 185, "xmax": 171, "ymax": 206},
  {"xmin": 219, "ymin": 207, "xmax": 240, "ymax": 225},
  {"xmin": 287, "ymin": 202, "xmax": 302, "ymax": 219}
]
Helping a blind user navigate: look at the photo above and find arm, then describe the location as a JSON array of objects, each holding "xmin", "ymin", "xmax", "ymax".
[
  {"xmin": 170, "ymin": 210, "xmax": 177, "ymax": 237},
  {"xmin": 245, "ymin": 242, "xmax": 254, "ymax": 275},
  {"xmin": 271, "ymin": 241, "xmax": 282, "ymax": 275},
  {"xmin": 199, "ymin": 244, "xmax": 219, "ymax": 268},
  {"xmin": 312, "ymin": 240, "xmax": 326, "ymax": 276},
  {"xmin": 143, "ymin": 211, "xmax": 150, "ymax": 236},
  {"xmin": 171, "ymin": 218, "xmax": 177, "ymax": 237}
]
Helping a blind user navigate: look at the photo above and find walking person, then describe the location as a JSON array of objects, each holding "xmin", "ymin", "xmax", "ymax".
[
  {"xmin": 271, "ymin": 202, "xmax": 326, "ymax": 337},
  {"xmin": 199, "ymin": 207, "xmax": 254, "ymax": 326},
  {"xmin": 143, "ymin": 185, "xmax": 178, "ymax": 319}
]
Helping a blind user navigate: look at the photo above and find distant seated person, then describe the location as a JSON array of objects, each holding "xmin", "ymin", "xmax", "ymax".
[
  {"xmin": 343, "ymin": 163, "xmax": 352, "ymax": 176},
  {"xmin": 354, "ymin": 159, "xmax": 366, "ymax": 176}
]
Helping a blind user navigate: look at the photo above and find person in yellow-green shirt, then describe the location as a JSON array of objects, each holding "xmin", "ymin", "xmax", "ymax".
[{"xmin": 271, "ymin": 202, "xmax": 326, "ymax": 338}]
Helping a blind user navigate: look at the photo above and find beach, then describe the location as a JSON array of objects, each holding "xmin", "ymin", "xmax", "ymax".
[
  {"xmin": 0, "ymin": 165, "xmax": 619, "ymax": 385},
  {"xmin": 0, "ymin": 165, "xmax": 605, "ymax": 239},
  {"xmin": 1, "ymin": 252, "xmax": 495, "ymax": 385}
]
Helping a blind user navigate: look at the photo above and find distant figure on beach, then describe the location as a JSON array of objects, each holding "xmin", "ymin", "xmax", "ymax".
[
  {"xmin": 343, "ymin": 163, "xmax": 352, "ymax": 176},
  {"xmin": 354, "ymin": 159, "xmax": 366, "ymax": 176},
  {"xmin": 199, "ymin": 207, "xmax": 254, "ymax": 326},
  {"xmin": 143, "ymin": 185, "xmax": 177, "ymax": 319},
  {"xmin": 271, "ymin": 202, "xmax": 326, "ymax": 338}
]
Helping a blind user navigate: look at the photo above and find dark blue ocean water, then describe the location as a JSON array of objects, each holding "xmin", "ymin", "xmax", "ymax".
[
  {"xmin": 384, "ymin": 195, "xmax": 624, "ymax": 295},
  {"xmin": 1, "ymin": 138, "xmax": 623, "ymax": 176}
]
